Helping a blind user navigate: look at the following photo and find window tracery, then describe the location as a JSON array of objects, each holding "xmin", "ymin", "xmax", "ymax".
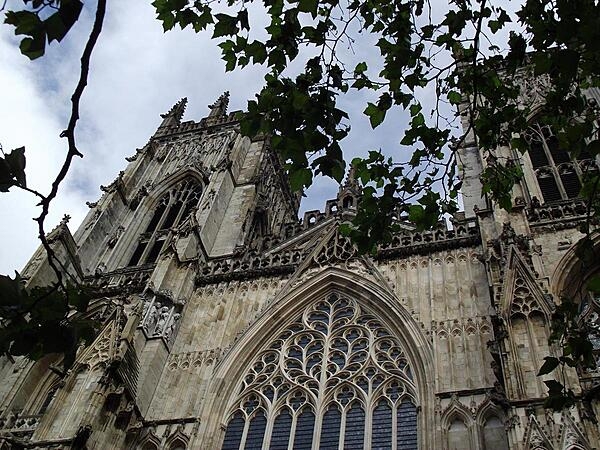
[
  {"xmin": 524, "ymin": 123, "xmax": 598, "ymax": 203},
  {"xmin": 221, "ymin": 293, "xmax": 418, "ymax": 449},
  {"xmin": 128, "ymin": 178, "xmax": 202, "ymax": 266}
]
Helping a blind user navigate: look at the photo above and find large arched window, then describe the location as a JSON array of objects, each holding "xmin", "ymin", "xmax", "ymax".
[
  {"xmin": 129, "ymin": 179, "xmax": 202, "ymax": 266},
  {"xmin": 524, "ymin": 123, "xmax": 597, "ymax": 203},
  {"xmin": 221, "ymin": 293, "xmax": 418, "ymax": 450}
]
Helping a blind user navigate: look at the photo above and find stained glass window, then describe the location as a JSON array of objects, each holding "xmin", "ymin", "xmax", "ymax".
[{"xmin": 221, "ymin": 293, "xmax": 418, "ymax": 449}]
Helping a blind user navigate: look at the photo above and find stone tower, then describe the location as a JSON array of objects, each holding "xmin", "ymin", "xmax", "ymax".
[{"xmin": 0, "ymin": 80, "xmax": 599, "ymax": 449}]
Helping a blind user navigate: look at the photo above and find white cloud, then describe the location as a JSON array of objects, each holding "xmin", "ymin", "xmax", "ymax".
[{"xmin": 0, "ymin": 0, "xmax": 477, "ymax": 273}]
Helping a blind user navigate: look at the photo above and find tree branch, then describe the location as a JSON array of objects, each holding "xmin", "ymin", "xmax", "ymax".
[{"xmin": 35, "ymin": 0, "xmax": 107, "ymax": 287}]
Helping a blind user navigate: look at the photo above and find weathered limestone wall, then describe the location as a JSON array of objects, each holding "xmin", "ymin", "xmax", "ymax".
[{"xmin": 140, "ymin": 243, "xmax": 498, "ymax": 449}]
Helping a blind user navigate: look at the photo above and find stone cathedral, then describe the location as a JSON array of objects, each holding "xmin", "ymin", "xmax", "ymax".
[{"xmin": 1, "ymin": 76, "xmax": 600, "ymax": 450}]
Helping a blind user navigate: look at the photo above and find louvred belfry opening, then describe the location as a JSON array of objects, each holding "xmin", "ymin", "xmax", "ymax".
[{"xmin": 221, "ymin": 293, "xmax": 419, "ymax": 450}]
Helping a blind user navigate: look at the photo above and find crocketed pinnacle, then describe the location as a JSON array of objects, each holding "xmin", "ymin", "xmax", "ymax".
[
  {"xmin": 160, "ymin": 97, "xmax": 188, "ymax": 127},
  {"xmin": 208, "ymin": 91, "xmax": 230, "ymax": 118}
]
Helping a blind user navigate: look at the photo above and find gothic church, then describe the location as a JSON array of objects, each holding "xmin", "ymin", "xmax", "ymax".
[{"xmin": 1, "ymin": 78, "xmax": 600, "ymax": 449}]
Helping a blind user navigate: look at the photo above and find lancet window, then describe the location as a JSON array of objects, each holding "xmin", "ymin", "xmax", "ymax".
[
  {"xmin": 128, "ymin": 179, "xmax": 202, "ymax": 266},
  {"xmin": 221, "ymin": 293, "xmax": 418, "ymax": 450},
  {"xmin": 524, "ymin": 123, "xmax": 598, "ymax": 203}
]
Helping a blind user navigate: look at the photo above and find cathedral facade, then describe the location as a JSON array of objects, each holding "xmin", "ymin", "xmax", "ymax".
[{"xmin": 1, "ymin": 83, "xmax": 600, "ymax": 449}]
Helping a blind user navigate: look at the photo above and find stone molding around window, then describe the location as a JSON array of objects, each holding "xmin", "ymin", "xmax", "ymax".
[{"xmin": 221, "ymin": 292, "xmax": 418, "ymax": 450}]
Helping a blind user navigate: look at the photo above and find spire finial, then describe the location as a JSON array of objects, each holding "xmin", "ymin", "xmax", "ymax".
[
  {"xmin": 159, "ymin": 97, "xmax": 187, "ymax": 128},
  {"xmin": 340, "ymin": 163, "xmax": 360, "ymax": 194},
  {"xmin": 208, "ymin": 91, "xmax": 230, "ymax": 118}
]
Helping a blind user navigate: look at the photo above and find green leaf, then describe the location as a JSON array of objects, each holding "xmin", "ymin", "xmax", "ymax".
[
  {"xmin": 4, "ymin": 147, "xmax": 26, "ymax": 188},
  {"xmin": 4, "ymin": 10, "xmax": 42, "ymax": 36},
  {"xmin": 354, "ymin": 62, "xmax": 367, "ymax": 75},
  {"xmin": 213, "ymin": 13, "xmax": 238, "ymax": 37},
  {"xmin": 364, "ymin": 103, "xmax": 385, "ymax": 129},
  {"xmin": 288, "ymin": 167, "xmax": 312, "ymax": 191},
  {"xmin": 537, "ymin": 356, "xmax": 559, "ymax": 376},
  {"xmin": 447, "ymin": 90, "xmax": 461, "ymax": 105},
  {"xmin": 19, "ymin": 35, "xmax": 45, "ymax": 59},
  {"xmin": 298, "ymin": 0, "xmax": 319, "ymax": 16}
]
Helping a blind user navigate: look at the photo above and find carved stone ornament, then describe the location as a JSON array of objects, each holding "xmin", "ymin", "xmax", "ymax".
[
  {"xmin": 139, "ymin": 295, "xmax": 182, "ymax": 343},
  {"xmin": 107, "ymin": 226, "xmax": 125, "ymax": 248}
]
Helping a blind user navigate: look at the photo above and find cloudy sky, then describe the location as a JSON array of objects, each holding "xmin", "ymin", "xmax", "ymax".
[{"xmin": 0, "ymin": 0, "xmax": 478, "ymax": 274}]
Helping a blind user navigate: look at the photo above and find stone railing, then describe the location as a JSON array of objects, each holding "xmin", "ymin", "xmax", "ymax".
[
  {"xmin": 195, "ymin": 218, "xmax": 480, "ymax": 286},
  {"xmin": 526, "ymin": 198, "xmax": 588, "ymax": 225},
  {"xmin": 154, "ymin": 111, "xmax": 241, "ymax": 138},
  {"xmin": 376, "ymin": 218, "xmax": 480, "ymax": 259},
  {"xmin": 85, "ymin": 265, "xmax": 154, "ymax": 292},
  {"xmin": 0, "ymin": 414, "xmax": 42, "ymax": 437}
]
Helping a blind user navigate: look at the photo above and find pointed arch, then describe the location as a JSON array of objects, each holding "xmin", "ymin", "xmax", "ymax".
[
  {"xmin": 500, "ymin": 247, "xmax": 554, "ymax": 320},
  {"xmin": 146, "ymin": 168, "xmax": 207, "ymax": 207},
  {"xmin": 126, "ymin": 174, "xmax": 204, "ymax": 267},
  {"xmin": 442, "ymin": 400, "xmax": 474, "ymax": 450},
  {"xmin": 201, "ymin": 268, "xmax": 435, "ymax": 449},
  {"xmin": 137, "ymin": 429, "xmax": 162, "ymax": 450},
  {"xmin": 522, "ymin": 415, "xmax": 553, "ymax": 450},
  {"xmin": 498, "ymin": 247, "xmax": 555, "ymax": 399},
  {"xmin": 475, "ymin": 399, "xmax": 509, "ymax": 450},
  {"xmin": 551, "ymin": 230, "xmax": 600, "ymax": 300},
  {"xmin": 440, "ymin": 396, "xmax": 473, "ymax": 431},
  {"xmin": 165, "ymin": 426, "xmax": 190, "ymax": 450}
]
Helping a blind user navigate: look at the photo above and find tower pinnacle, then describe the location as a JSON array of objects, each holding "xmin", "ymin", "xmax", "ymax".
[
  {"xmin": 159, "ymin": 97, "xmax": 188, "ymax": 128},
  {"xmin": 208, "ymin": 91, "xmax": 229, "ymax": 118}
]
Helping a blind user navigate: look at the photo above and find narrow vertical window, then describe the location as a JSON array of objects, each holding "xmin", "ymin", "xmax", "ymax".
[
  {"xmin": 270, "ymin": 409, "xmax": 292, "ymax": 450},
  {"xmin": 222, "ymin": 412, "xmax": 245, "ymax": 450},
  {"xmin": 244, "ymin": 412, "xmax": 267, "ymax": 450},
  {"xmin": 319, "ymin": 405, "xmax": 341, "ymax": 449},
  {"xmin": 344, "ymin": 402, "xmax": 365, "ymax": 449},
  {"xmin": 371, "ymin": 399, "xmax": 393, "ymax": 450}
]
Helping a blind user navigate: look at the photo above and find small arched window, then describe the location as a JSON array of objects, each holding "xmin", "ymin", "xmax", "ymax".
[
  {"xmin": 129, "ymin": 179, "xmax": 202, "ymax": 266},
  {"xmin": 448, "ymin": 418, "xmax": 471, "ymax": 450},
  {"xmin": 482, "ymin": 415, "xmax": 509, "ymax": 450},
  {"xmin": 524, "ymin": 124, "xmax": 597, "ymax": 203}
]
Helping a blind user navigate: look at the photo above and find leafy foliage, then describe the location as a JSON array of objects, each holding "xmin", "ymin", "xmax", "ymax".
[
  {"xmin": 2, "ymin": 0, "xmax": 600, "ymax": 410},
  {"xmin": 0, "ymin": 273, "xmax": 98, "ymax": 370},
  {"xmin": 0, "ymin": 146, "xmax": 27, "ymax": 192},
  {"xmin": 5, "ymin": 0, "xmax": 83, "ymax": 59}
]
